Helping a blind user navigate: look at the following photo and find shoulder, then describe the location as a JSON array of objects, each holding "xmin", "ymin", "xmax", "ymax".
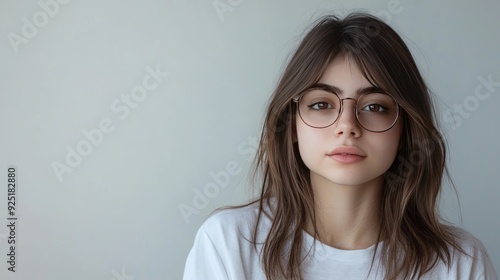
[
  {"xmin": 430, "ymin": 226, "xmax": 498, "ymax": 279},
  {"xmin": 200, "ymin": 202, "xmax": 263, "ymax": 232},
  {"xmin": 197, "ymin": 201, "xmax": 272, "ymax": 245},
  {"xmin": 183, "ymin": 202, "xmax": 271, "ymax": 280},
  {"xmin": 447, "ymin": 226, "xmax": 491, "ymax": 261}
]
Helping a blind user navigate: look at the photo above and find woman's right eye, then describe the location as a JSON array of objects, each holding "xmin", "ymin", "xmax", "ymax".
[{"xmin": 308, "ymin": 102, "xmax": 333, "ymax": 110}]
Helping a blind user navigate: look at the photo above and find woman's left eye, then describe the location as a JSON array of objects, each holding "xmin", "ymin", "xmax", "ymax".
[{"xmin": 361, "ymin": 104, "xmax": 387, "ymax": 112}]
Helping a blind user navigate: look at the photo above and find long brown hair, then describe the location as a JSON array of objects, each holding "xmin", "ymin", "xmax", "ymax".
[{"xmin": 233, "ymin": 12, "xmax": 463, "ymax": 279}]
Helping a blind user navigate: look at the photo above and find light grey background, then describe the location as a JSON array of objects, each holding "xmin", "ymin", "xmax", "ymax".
[{"xmin": 0, "ymin": 0, "xmax": 498, "ymax": 279}]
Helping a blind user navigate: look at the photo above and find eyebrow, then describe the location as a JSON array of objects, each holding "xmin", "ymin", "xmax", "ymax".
[{"xmin": 313, "ymin": 83, "xmax": 386, "ymax": 95}]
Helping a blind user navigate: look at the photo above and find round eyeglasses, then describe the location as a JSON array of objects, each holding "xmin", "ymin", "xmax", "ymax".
[{"xmin": 292, "ymin": 85, "xmax": 400, "ymax": 132}]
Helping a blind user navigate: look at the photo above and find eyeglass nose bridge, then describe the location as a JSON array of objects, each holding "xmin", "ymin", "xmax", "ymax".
[{"xmin": 338, "ymin": 97, "xmax": 359, "ymax": 120}]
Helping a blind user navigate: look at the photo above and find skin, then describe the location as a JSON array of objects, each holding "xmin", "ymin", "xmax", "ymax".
[{"xmin": 296, "ymin": 56, "xmax": 403, "ymax": 250}]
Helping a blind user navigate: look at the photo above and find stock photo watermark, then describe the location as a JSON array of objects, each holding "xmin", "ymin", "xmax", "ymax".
[
  {"xmin": 213, "ymin": 0, "xmax": 243, "ymax": 21},
  {"xmin": 384, "ymin": 136, "xmax": 440, "ymax": 184},
  {"xmin": 7, "ymin": 0, "xmax": 71, "ymax": 54},
  {"xmin": 50, "ymin": 64, "xmax": 170, "ymax": 182},
  {"xmin": 179, "ymin": 135, "xmax": 259, "ymax": 223},
  {"xmin": 110, "ymin": 267, "xmax": 146, "ymax": 280},
  {"xmin": 213, "ymin": 0, "xmax": 409, "ymax": 22},
  {"xmin": 375, "ymin": 0, "xmax": 409, "ymax": 24},
  {"xmin": 5, "ymin": 166, "xmax": 18, "ymax": 272},
  {"xmin": 443, "ymin": 74, "xmax": 499, "ymax": 130}
]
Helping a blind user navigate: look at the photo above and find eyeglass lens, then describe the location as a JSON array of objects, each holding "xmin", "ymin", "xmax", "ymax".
[{"xmin": 297, "ymin": 88, "xmax": 399, "ymax": 132}]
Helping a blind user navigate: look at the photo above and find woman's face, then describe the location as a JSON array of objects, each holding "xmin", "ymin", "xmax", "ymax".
[{"xmin": 295, "ymin": 56, "xmax": 403, "ymax": 188}]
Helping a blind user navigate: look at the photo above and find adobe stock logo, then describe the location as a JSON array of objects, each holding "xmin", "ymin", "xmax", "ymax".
[
  {"xmin": 7, "ymin": 0, "xmax": 70, "ymax": 54},
  {"xmin": 51, "ymin": 64, "xmax": 169, "ymax": 182},
  {"xmin": 443, "ymin": 74, "xmax": 499, "ymax": 130},
  {"xmin": 110, "ymin": 267, "xmax": 144, "ymax": 280},
  {"xmin": 179, "ymin": 136, "xmax": 259, "ymax": 223},
  {"xmin": 213, "ymin": 0, "xmax": 243, "ymax": 21}
]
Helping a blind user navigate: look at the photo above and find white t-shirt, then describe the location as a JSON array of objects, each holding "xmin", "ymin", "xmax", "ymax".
[{"xmin": 183, "ymin": 202, "xmax": 498, "ymax": 280}]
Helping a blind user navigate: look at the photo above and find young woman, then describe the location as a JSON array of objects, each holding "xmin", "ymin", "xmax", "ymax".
[{"xmin": 183, "ymin": 12, "xmax": 498, "ymax": 280}]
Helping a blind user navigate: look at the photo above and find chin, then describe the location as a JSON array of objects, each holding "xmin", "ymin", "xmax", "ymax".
[{"xmin": 319, "ymin": 171, "xmax": 385, "ymax": 187}]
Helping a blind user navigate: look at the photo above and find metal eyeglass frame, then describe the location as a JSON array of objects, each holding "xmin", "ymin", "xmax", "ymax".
[{"xmin": 292, "ymin": 85, "xmax": 401, "ymax": 133}]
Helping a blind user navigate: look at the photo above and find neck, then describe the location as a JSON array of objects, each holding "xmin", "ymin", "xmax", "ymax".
[{"xmin": 306, "ymin": 174, "xmax": 384, "ymax": 250}]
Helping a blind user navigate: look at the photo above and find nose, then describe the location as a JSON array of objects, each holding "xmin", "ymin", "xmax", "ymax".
[{"xmin": 333, "ymin": 98, "xmax": 362, "ymax": 138}]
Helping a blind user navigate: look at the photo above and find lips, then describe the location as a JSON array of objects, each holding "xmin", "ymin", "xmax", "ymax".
[
  {"xmin": 327, "ymin": 146, "xmax": 366, "ymax": 163},
  {"xmin": 327, "ymin": 146, "xmax": 366, "ymax": 157}
]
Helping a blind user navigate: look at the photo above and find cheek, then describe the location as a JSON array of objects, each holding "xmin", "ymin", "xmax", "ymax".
[
  {"xmin": 296, "ymin": 118, "xmax": 329, "ymax": 165},
  {"xmin": 376, "ymin": 123, "xmax": 403, "ymax": 165}
]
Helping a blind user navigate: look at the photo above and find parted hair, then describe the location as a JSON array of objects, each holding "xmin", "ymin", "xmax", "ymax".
[{"xmin": 229, "ymin": 12, "xmax": 464, "ymax": 280}]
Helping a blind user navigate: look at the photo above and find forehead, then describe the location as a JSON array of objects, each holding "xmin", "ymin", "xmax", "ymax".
[{"xmin": 317, "ymin": 56, "xmax": 372, "ymax": 93}]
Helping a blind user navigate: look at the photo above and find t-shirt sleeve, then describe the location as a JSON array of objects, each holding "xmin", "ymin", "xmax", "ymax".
[
  {"xmin": 449, "ymin": 228, "xmax": 499, "ymax": 280},
  {"xmin": 471, "ymin": 239, "xmax": 498, "ymax": 280},
  {"xmin": 183, "ymin": 226, "xmax": 229, "ymax": 280}
]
